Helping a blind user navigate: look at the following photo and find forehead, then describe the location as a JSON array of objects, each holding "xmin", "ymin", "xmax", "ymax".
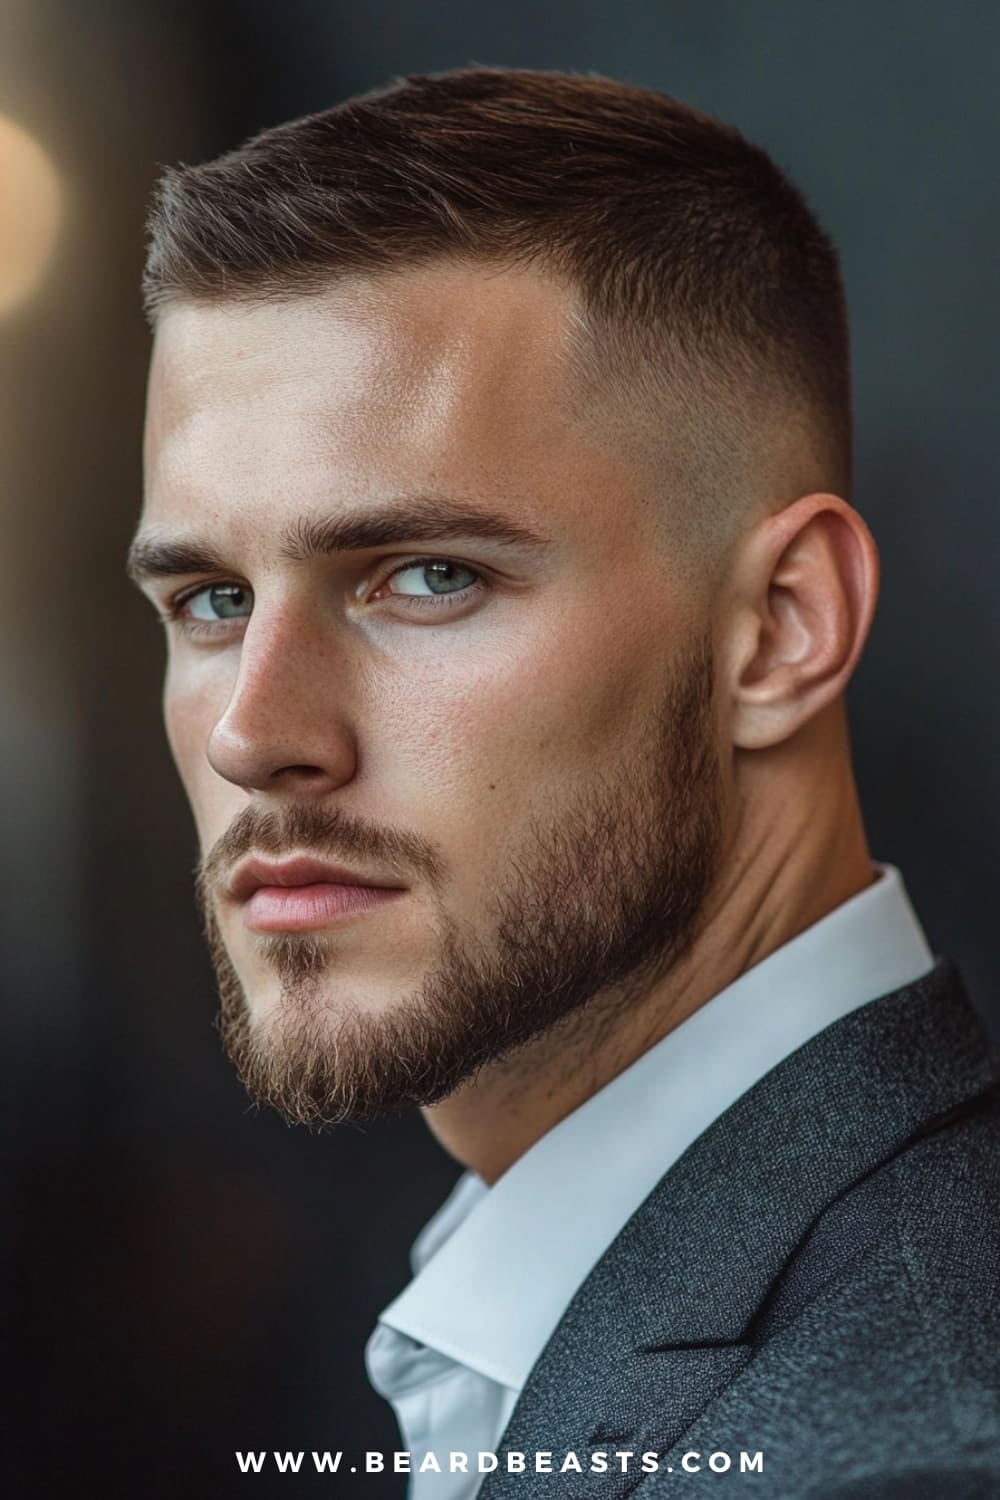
[{"xmin": 142, "ymin": 262, "xmax": 621, "ymax": 539}]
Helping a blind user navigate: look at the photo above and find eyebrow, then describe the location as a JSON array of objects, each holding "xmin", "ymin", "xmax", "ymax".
[{"xmin": 125, "ymin": 493, "xmax": 553, "ymax": 587}]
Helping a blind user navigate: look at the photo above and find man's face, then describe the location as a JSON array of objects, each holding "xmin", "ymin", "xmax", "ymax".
[{"xmin": 137, "ymin": 262, "xmax": 727, "ymax": 1125}]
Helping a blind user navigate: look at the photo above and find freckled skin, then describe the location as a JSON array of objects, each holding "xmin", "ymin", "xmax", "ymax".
[
  {"xmin": 139, "ymin": 260, "xmax": 878, "ymax": 1180},
  {"xmin": 144, "ymin": 267, "xmax": 703, "ymax": 1010}
]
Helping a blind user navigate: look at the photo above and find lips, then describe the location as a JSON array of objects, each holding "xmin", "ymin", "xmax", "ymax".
[
  {"xmin": 226, "ymin": 854, "xmax": 407, "ymax": 934},
  {"xmin": 228, "ymin": 855, "xmax": 405, "ymax": 903}
]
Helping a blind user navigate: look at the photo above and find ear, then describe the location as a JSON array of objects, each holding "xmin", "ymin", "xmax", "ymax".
[{"xmin": 725, "ymin": 494, "xmax": 880, "ymax": 751}]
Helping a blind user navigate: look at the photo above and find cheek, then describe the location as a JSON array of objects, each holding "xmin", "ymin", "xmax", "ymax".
[
  {"xmin": 163, "ymin": 662, "xmax": 208, "ymax": 784},
  {"xmin": 163, "ymin": 662, "xmax": 235, "ymax": 841},
  {"xmin": 368, "ymin": 606, "xmax": 668, "ymax": 832}
]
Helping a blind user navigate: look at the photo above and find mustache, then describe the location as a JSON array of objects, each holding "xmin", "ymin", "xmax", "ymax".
[{"xmin": 197, "ymin": 802, "xmax": 445, "ymax": 897}]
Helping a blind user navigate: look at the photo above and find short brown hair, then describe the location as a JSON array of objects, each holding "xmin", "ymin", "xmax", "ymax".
[{"xmin": 143, "ymin": 68, "xmax": 851, "ymax": 558}]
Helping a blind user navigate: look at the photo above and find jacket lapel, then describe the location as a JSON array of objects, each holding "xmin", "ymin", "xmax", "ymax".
[{"xmin": 478, "ymin": 958, "xmax": 1000, "ymax": 1500}]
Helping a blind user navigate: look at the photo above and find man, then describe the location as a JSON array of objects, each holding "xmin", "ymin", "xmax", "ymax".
[{"xmin": 129, "ymin": 68, "xmax": 999, "ymax": 1498}]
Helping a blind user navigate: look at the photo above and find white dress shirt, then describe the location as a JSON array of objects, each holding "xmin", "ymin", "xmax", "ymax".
[{"xmin": 365, "ymin": 862, "xmax": 935, "ymax": 1500}]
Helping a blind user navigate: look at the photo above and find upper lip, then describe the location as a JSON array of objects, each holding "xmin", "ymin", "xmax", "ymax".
[{"xmin": 227, "ymin": 856, "xmax": 406, "ymax": 902}]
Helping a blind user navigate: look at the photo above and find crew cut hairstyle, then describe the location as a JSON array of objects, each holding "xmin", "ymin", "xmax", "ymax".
[{"xmin": 143, "ymin": 68, "xmax": 852, "ymax": 560}]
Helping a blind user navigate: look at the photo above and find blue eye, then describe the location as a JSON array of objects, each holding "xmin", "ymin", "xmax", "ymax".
[
  {"xmin": 384, "ymin": 559, "xmax": 480, "ymax": 598},
  {"xmin": 176, "ymin": 582, "xmax": 254, "ymax": 623}
]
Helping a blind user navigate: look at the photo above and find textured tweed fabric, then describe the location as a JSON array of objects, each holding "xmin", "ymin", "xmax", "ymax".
[{"xmin": 477, "ymin": 958, "xmax": 1000, "ymax": 1500}]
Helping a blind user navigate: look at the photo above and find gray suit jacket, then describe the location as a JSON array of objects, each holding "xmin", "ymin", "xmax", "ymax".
[{"xmin": 478, "ymin": 958, "xmax": 1000, "ymax": 1499}]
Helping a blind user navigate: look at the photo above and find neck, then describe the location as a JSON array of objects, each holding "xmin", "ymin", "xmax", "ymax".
[{"xmin": 421, "ymin": 702, "xmax": 874, "ymax": 1185}]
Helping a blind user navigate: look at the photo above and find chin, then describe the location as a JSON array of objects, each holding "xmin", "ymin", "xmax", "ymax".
[{"xmin": 228, "ymin": 941, "xmax": 419, "ymax": 1029}]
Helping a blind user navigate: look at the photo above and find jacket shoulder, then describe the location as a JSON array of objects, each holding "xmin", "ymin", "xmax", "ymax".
[
  {"xmin": 754, "ymin": 1091, "xmax": 1000, "ymax": 1389},
  {"xmin": 652, "ymin": 1094, "xmax": 1000, "ymax": 1498}
]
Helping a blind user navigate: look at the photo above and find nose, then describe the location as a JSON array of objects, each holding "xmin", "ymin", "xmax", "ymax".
[{"xmin": 206, "ymin": 603, "xmax": 359, "ymax": 797}]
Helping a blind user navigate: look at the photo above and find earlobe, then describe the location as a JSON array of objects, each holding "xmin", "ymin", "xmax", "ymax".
[{"xmin": 728, "ymin": 494, "xmax": 880, "ymax": 752}]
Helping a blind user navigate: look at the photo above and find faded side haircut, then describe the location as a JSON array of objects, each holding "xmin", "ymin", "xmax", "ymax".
[{"xmin": 143, "ymin": 67, "xmax": 852, "ymax": 565}]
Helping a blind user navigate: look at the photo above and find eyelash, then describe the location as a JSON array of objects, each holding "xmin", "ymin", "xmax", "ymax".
[
  {"xmin": 160, "ymin": 555, "xmax": 488, "ymax": 635},
  {"xmin": 376, "ymin": 555, "xmax": 487, "ymax": 610},
  {"xmin": 157, "ymin": 582, "xmax": 248, "ymax": 636}
]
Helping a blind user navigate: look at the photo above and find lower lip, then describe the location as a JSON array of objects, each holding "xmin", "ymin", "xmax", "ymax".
[{"xmin": 242, "ymin": 883, "xmax": 405, "ymax": 933}]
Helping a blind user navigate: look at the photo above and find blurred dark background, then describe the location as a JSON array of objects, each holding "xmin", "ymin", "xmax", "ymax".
[{"xmin": 4, "ymin": 2, "xmax": 998, "ymax": 1495}]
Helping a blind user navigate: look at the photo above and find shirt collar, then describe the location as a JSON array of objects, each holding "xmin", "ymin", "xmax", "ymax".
[{"xmin": 376, "ymin": 862, "xmax": 934, "ymax": 1390}]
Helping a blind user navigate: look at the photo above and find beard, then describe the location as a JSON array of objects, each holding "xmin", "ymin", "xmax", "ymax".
[{"xmin": 195, "ymin": 629, "xmax": 724, "ymax": 1127}]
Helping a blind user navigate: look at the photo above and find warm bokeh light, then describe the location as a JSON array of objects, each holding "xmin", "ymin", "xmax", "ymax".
[{"xmin": 0, "ymin": 113, "xmax": 62, "ymax": 315}]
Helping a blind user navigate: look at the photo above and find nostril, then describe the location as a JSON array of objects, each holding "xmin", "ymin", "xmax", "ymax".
[
  {"xmin": 268, "ymin": 763, "xmax": 346, "ymax": 792},
  {"xmin": 206, "ymin": 710, "xmax": 358, "ymax": 794}
]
